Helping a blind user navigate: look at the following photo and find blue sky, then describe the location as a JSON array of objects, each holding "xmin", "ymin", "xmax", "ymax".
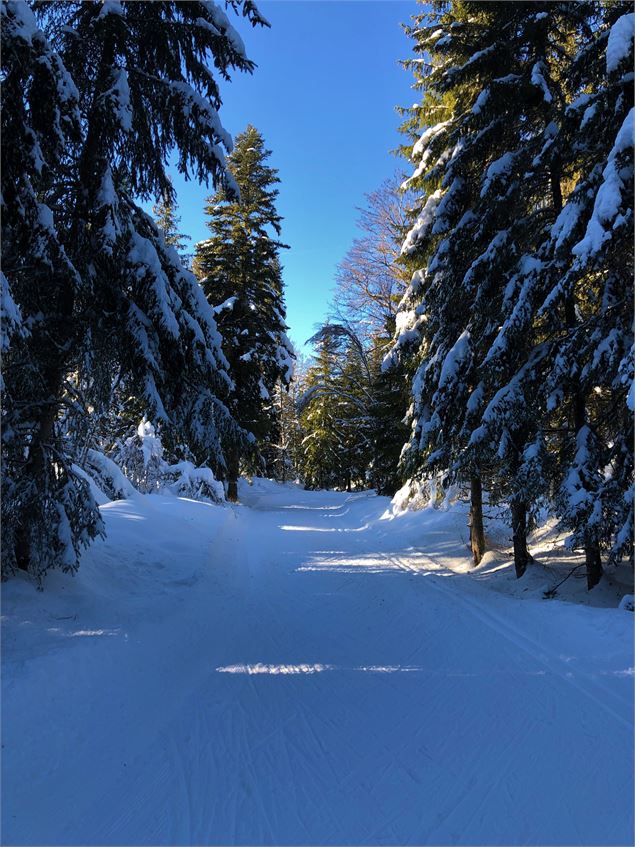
[{"xmin": 168, "ymin": 0, "xmax": 417, "ymax": 352}]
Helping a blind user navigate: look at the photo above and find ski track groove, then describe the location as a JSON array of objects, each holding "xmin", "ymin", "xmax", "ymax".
[
  {"xmin": 384, "ymin": 550, "xmax": 632, "ymax": 730},
  {"xmin": 3, "ymin": 487, "xmax": 632, "ymax": 846}
]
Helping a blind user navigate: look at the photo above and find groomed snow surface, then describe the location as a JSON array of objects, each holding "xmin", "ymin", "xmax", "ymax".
[{"xmin": 2, "ymin": 480, "xmax": 633, "ymax": 846}]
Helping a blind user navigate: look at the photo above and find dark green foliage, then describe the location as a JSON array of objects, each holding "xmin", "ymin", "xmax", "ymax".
[
  {"xmin": 194, "ymin": 125, "xmax": 294, "ymax": 494},
  {"xmin": 1, "ymin": 0, "xmax": 265, "ymax": 580},
  {"xmin": 390, "ymin": 0, "xmax": 633, "ymax": 585},
  {"xmin": 153, "ymin": 192, "xmax": 192, "ymax": 266}
]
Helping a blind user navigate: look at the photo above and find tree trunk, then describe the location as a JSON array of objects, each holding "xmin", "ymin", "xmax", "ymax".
[
  {"xmin": 569, "ymin": 385, "xmax": 603, "ymax": 590},
  {"xmin": 469, "ymin": 475, "xmax": 486, "ymax": 566},
  {"xmin": 585, "ymin": 542, "xmax": 603, "ymax": 590},
  {"xmin": 226, "ymin": 453, "xmax": 239, "ymax": 503},
  {"xmin": 511, "ymin": 500, "xmax": 530, "ymax": 579}
]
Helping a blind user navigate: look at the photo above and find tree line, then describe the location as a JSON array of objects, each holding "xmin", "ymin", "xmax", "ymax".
[
  {"xmin": 1, "ymin": 2, "xmax": 291, "ymax": 582},
  {"xmin": 295, "ymin": 1, "xmax": 633, "ymax": 591},
  {"xmin": 2, "ymin": 1, "xmax": 632, "ymax": 594}
]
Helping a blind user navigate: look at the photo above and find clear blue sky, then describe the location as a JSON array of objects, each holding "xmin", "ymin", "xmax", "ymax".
[{"xmin": 168, "ymin": 0, "xmax": 417, "ymax": 352}]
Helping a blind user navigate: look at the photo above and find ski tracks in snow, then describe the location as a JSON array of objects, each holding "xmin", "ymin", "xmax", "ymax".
[{"xmin": 2, "ymin": 484, "xmax": 633, "ymax": 845}]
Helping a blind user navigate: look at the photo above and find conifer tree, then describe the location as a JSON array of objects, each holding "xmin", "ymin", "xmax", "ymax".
[
  {"xmin": 153, "ymin": 191, "xmax": 191, "ymax": 266},
  {"xmin": 478, "ymin": 4, "xmax": 634, "ymax": 586},
  {"xmin": 194, "ymin": 125, "xmax": 294, "ymax": 500},
  {"xmin": 298, "ymin": 333, "xmax": 343, "ymax": 490},
  {"xmin": 329, "ymin": 177, "xmax": 411, "ymax": 496},
  {"xmin": 368, "ymin": 332, "xmax": 409, "ymax": 496},
  {"xmin": 1, "ymin": 0, "xmax": 266, "ymax": 580},
  {"xmin": 1, "ymin": 0, "xmax": 104, "ymax": 580},
  {"xmin": 392, "ymin": 1, "xmax": 592, "ymax": 573},
  {"xmin": 265, "ymin": 375, "xmax": 304, "ymax": 482}
]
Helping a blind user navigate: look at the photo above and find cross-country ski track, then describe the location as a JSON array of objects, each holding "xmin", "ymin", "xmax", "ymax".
[{"xmin": 2, "ymin": 479, "xmax": 633, "ymax": 845}]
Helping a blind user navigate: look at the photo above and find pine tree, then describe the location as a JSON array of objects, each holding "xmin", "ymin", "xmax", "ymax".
[
  {"xmin": 554, "ymin": 6, "xmax": 634, "ymax": 582},
  {"xmin": 265, "ymin": 375, "xmax": 304, "ymax": 483},
  {"xmin": 480, "ymin": 5, "xmax": 634, "ymax": 587},
  {"xmin": 194, "ymin": 125, "xmax": 294, "ymax": 501},
  {"xmin": 153, "ymin": 190, "xmax": 191, "ymax": 266},
  {"xmin": 298, "ymin": 333, "xmax": 343, "ymax": 490},
  {"xmin": 368, "ymin": 331, "xmax": 410, "ymax": 496},
  {"xmin": 1, "ymin": 0, "xmax": 104, "ymax": 581},
  {"xmin": 1, "ymin": 0, "xmax": 266, "ymax": 581},
  {"xmin": 301, "ymin": 324, "xmax": 378, "ymax": 492},
  {"xmin": 392, "ymin": 1, "xmax": 592, "ymax": 573}
]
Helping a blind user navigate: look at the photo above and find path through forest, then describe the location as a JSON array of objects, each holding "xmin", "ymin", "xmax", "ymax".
[{"xmin": 2, "ymin": 481, "xmax": 633, "ymax": 845}]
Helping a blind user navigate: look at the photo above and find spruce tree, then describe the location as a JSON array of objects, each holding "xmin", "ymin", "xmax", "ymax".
[
  {"xmin": 153, "ymin": 190, "xmax": 191, "ymax": 266},
  {"xmin": 1, "ymin": 0, "xmax": 104, "ymax": 580},
  {"xmin": 479, "ymin": 4, "xmax": 634, "ymax": 587},
  {"xmin": 369, "ymin": 331, "xmax": 410, "ymax": 496},
  {"xmin": 1, "ymin": 0, "xmax": 266, "ymax": 580},
  {"xmin": 194, "ymin": 125, "xmax": 294, "ymax": 500},
  {"xmin": 265, "ymin": 375, "xmax": 304, "ymax": 483},
  {"xmin": 301, "ymin": 324, "xmax": 379, "ymax": 492},
  {"xmin": 392, "ymin": 1, "xmax": 591, "ymax": 573},
  {"xmin": 298, "ymin": 333, "xmax": 343, "ymax": 490}
]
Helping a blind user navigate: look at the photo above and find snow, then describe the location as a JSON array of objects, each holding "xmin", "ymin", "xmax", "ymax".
[
  {"xmin": 168, "ymin": 80, "xmax": 232, "ymax": 152},
  {"xmin": 84, "ymin": 448, "xmax": 139, "ymax": 501},
  {"xmin": 567, "ymin": 91, "xmax": 592, "ymax": 114},
  {"xmin": 457, "ymin": 43, "xmax": 495, "ymax": 72},
  {"xmin": 258, "ymin": 376, "xmax": 270, "ymax": 400},
  {"xmin": 212, "ymin": 294, "xmax": 237, "ymax": 314},
  {"xmin": 530, "ymin": 60, "xmax": 553, "ymax": 103},
  {"xmin": 2, "ymin": 481, "xmax": 633, "ymax": 845},
  {"xmin": 471, "ymin": 87, "xmax": 489, "ymax": 114},
  {"xmin": 607, "ymin": 13, "xmax": 635, "ymax": 73},
  {"xmin": 401, "ymin": 189, "xmax": 443, "ymax": 255},
  {"xmin": 161, "ymin": 460, "xmax": 225, "ymax": 503},
  {"xmin": 127, "ymin": 230, "xmax": 180, "ymax": 338},
  {"xmin": 276, "ymin": 332, "xmax": 295, "ymax": 383},
  {"xmin": 136, "ymin": 418, "xmax": 163, "ymax": 469},
  {"xmin": 97, "ymin": 1, "xmax": 123, "ymax": 18},
  {"xmin": 412, "ymin": 120, "xmax": 451, "ymax": 159},
  {"xmin": 580, "ymin": 102, "xmax": 597, "ymax": 130},
  {"xmin": 2, "ymin": 0, "xmax": 40, "ymax": 45},
  {"xmin": 198, "ymin": 1, "xmax": 247, "ymax": 60},
  {"xmin": 96, "ymin": 167, "xmax": 120, "ymax": 250},
  {"xmin": 438, "ymin": 330, "xmax": 470, "ymax": 388},
  {"xmin": 1, "ymin": 271, "xmax": 23, "ymax": 353},
  {"xmin": 463, "ymin": 229, "xmax": 508, "ymax": 288},
  {"xmin": 573, "ymin": 108, "xmax": 634, "ymax": 260},
  {"xmin": 480, "ymin": 151, "xmax": 516, "ymax": 197},
  {"xmin": 36, "ymin": 203, "xmax": 54, "ymax": 232},
  {"xmin": 111, "ymin": 68, "xmax": 132, "ymax": 133},
  {"xmin": 466, "ymin": 381, "xmax": 484, "ymax": 413},
  {"xmin": 551, "ymin": 191, "xmax": 584, "ymax": 251}
]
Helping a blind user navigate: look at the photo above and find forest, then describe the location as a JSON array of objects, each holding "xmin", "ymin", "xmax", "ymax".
[
  {"xmin": 1, "ymin": 2, "xmax": 633, "ymax": 844},
  {"xmin": 2, "ymin": 0, "xmax": 632, "ymax": 591}
]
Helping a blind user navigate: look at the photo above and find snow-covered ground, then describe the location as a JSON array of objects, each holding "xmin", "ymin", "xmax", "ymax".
[{"xmin": 2, "ymin": 480, "xmax": 633, "ymax": 845}]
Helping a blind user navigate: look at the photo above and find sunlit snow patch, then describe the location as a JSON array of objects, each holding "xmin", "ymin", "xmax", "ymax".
[
  {"xmin": 216, "ymin": 663, "xmax": 423, "ymax": 675},
  {"xmin": 217, "ymin": 663, "xmax": 332, "ymax": 674}
]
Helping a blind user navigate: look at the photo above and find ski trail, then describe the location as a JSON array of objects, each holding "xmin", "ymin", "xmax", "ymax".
[
  {"xmin": 2, "ymin": 484, "xmax": 633, "ymax": 846},
  {"xmin": 385, "ymin": 550, "xmax": 632, "ymax": 729}
]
